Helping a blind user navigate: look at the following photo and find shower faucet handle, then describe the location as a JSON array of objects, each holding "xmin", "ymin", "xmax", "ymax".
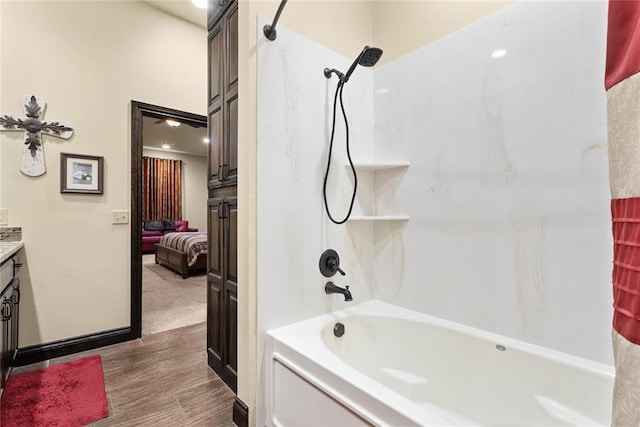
[
  {"xmin": 319, "ymin": 249, "xmax": 345, "ymax": 277},
  {"xmin": 328, "ymin": 258, "xmax": 345, "ymax": 276},
  {"xmin": 329, "ymin": 260, "xmax": 346, "ymax": 276}
]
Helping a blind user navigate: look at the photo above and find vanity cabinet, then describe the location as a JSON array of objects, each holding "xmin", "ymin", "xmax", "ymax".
[
  {"xmin": 207, "ymin": 0, "xmax": 238, "ymax": 393},
  {"xmin": 0, "ymin": 251, "xmax": 21, "ymax": 395}
]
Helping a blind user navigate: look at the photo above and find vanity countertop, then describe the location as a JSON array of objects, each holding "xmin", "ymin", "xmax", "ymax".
[{"xmin": 0, "ymin": 241, "xmax": 23, "ymax": 265}]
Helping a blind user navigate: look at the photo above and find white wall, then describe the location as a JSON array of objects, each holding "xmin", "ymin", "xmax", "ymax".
[
  {"xmin": 373, "ymin": 0, "xmax": 514, "ymax": 66},
  {"xmin": 257, "ymin": 22, "xmax": 376, "ymax": 328},
  {"xmin": 0, "ymin": 1, "xmax": 206, "ymax": 346},
  {"xmin": 256, "ymin": 21, "xmax": 376, "ymax": 424},
  {"xmin": 372, "ymin": 0, "xmax": 612, "ymax": 364},
  {"xmin": 142, "ymin": 149, "xmax": 207, "ymax": 232}
]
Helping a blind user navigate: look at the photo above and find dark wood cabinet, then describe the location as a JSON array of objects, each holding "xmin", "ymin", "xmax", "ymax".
[
  {"xmin": 1, "ymin": 253, "xmax": 20, "ymax": 395},
  {"xmin": 207, "ymin": 0, "xmax": 238, "ymax": 393},
  {"xmin": 207, "ymin": 192, "xmax": 237, "ymax": 389},
  {"xmin": 208, "ymin": 22, "xmax": 223, "ymax": 186},
  {"xmin": 207, "ymin": 0, "xmax": 232, "ymax": 31},
  {"xmin": 208, "ymin": 2, "xmax": 238, "ymax": 189}
]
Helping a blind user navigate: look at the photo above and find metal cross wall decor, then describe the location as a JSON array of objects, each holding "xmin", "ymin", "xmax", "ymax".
[{"xmin": 0, "ymin": 95, "xmax": 74, "ymax": 177}]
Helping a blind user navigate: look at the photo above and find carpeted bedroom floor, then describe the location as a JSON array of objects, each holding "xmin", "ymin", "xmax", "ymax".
[{"xmin": 142, "ymin": 254, "xmax": 207, "ymax": 336}]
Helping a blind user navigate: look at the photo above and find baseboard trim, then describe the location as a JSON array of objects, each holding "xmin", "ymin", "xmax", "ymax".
[
  {"xmin": 233, "ymin": 396, "xmax": 249, "ymax": 427},
  {"xmin": 15, "ymin": 327, "xmax": 134, "ymax": 366}
]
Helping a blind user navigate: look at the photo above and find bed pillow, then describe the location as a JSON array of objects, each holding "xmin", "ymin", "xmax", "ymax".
[{"xmin": 144, "ymin": 220, "xmax": 165, "ymax": 231}]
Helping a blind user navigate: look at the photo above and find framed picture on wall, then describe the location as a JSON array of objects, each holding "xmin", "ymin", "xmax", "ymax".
[{"xmin": 60, "ymin": 153, "xmax": 104, "ymax": 194}]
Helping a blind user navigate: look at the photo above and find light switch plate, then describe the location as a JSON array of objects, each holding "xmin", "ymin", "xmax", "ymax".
[
  {"xmin": 112, "ymin": 210, "xmax": 129, "ymax": 224},
  {"xmin": 0, "ymin": 209, "xmax": 8, "ymax": 226}
]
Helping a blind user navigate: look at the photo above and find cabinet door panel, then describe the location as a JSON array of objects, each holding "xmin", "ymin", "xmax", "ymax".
[
  {"xmin": 207, "ymin": 276, "xmax": 223, "ymax": 361},
  {"xmin": 208, "ymin": 199, "xmax": 223, "ymax": 275},
  {"xmin": 0, "ymin": 301, "xmax": 5, "ymax": 388},
  {"xmin": 10, "ymin": 285, "xmax": 18, "ymax": 363},
  {"xmin": 208, "ymin": 26, "xmax": 223, "ymax": 106},
  {"xmin": 227, "ymin": 198, "xmax": 237, "ymax": 282},
  {"xmin": 1, "ymin": 292, "xmax": 11, "ymax": 388},
  {"xmin": 207, "ymin": 199, "xmax": 224, "ymax": 361},
  {"xmin": 208, "ymin": 107, "xmax": 223, "ymax": 186},
  {"xmin": 226, "ymin": 290, "xmax": 238, "ymax": 374},
  {"xmin": 224, "ymin": 196, "xmax": 238, "ymax": 381},
  {"xmin": 225, "ymin": 95, "xmax": 238, "ymax": 185},
  {"xmin": 227, "ymin": 5, "xmax": 238, "ymax": 90}
]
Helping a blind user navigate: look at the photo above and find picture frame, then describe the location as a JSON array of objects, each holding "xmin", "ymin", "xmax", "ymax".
[{"xmin": 60, "ymin": 153, "xmax": 104, "ymax": 194}]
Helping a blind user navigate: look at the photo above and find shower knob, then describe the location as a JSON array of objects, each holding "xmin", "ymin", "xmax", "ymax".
[{"xmin": 319, "ymin": 249, "xmax": 345, "ymax": 277}]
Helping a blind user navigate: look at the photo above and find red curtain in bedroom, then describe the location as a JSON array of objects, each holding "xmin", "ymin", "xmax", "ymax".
[{"xmin": 142, "ymin": 156, "xmax": 183, "ymax": 221}]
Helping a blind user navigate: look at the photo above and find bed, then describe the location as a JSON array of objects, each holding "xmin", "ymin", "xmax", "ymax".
[{"xmin": 155, "ymin": 232, "xmax": 207, "ymax": 279}]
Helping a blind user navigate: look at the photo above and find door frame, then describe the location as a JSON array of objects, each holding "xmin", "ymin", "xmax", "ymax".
[{"xmin": 130, "ymin": 101, "xmax": 207, "ymax": 337}]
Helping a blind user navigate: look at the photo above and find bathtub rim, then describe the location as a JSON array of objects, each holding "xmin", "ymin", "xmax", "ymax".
[
  {"xmin": 269, "ymin": 299, "xmax": 614, "ymax": 376},
  {"xmin": 267, "ymin": 325, "xmax": 437, "ymax": 426},
  {"xmin": 265, "ymin": 299, "xmax": 614, "ymax": 426}
]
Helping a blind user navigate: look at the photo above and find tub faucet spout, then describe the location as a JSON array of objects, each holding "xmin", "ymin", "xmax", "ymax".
[{"xmin": 325, "ymin": 282, "xmax": 353, "ymax": 302}]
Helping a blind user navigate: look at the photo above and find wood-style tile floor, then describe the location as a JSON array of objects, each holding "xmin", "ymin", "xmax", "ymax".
[{"xmin": 11, "ymin": 322, "xmax": 236, "ymax": 426}]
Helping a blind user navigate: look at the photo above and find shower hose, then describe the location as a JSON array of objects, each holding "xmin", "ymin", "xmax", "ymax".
[{"xmin": 322, "ymin": 81, "xmax": 358, "ymax": 225}]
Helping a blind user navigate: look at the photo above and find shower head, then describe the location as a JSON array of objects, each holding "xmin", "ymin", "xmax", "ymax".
[
  {"xmin": 343, "ymin": 46, "xmax": 383, "ymax": 84},
  {"xmin": 323, "ymin": 46, "xmax": 383, "ymax": 85}
]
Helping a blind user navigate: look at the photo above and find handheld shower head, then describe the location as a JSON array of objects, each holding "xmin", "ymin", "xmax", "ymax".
[
  {"xmin": 322, "ymin": 45, "xmax": 384, "ymax": 225},
  {"xmin": 343, "ymin": 46, "xmax": 383, "ymax": 83},
  {"xmin": 323, "ymin": 46, "xmax": 383, "ymax": 84}
]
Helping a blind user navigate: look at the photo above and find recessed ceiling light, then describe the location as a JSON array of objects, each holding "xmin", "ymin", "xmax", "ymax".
[
  {"xmin": 203, "ymin": 138, "xmax": 210, "ymax": 144},
  {"xmin": 161, "ymin": 142, "xmax": 172, "ymax": 150},
  {"xmin": 491, "ymin": 49, "xmax": 507, "ymax": 58},
  {"xmin": 192, "ymin": 0, "xmax": 207, "ymax": 9},
  {"xmin": 166, "ymin": 119, "xmax": 181, "ymax": 127}
]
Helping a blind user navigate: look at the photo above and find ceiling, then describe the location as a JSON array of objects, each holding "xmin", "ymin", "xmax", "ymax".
[
  {"xmin": 143, "ymin": 116, "xmax": 208, "ymax": 157},
  {"xmin": 142, "ymin": 0, "xmax": 207, "ymax": 29}
]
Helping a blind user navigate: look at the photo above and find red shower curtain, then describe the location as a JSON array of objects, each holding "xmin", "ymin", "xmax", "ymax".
[
  {"xmin": 606, "ymin": 1, "xmax": 640, "ymax": 424},
  {"xmin": 142, "ymin": 156, "xmax": 183, "ymax": 221}
]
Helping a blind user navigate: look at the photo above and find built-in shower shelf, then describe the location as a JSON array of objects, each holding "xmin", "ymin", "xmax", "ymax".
[
  {"xmin": 347, "ymin": 215, "xmax": 410, "ymax": 222},
  {"xmin": 344, "ymin": 162, "xmax": 410, "ymax": 222},
  {"xmin": 346, "ymin": 162, "xmax": 410, "ymax": 170}
]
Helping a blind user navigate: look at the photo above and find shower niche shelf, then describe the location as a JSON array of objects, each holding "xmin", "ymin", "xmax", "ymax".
[
  {"xmin": 348, "ymin": 215, "xmax": 410, "ymax": 221},
  {"xmin": 348, "ymin": 161, "xmax": 410, "ymax": 170},
  {"xmin": 345, "ymin": 161, "xmax": 410, "ymax": 222}
]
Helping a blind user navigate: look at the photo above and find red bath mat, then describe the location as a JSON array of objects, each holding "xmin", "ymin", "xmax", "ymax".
[{"xmin": 1, "ymin": 355, "xmax": 109, "ymax": 427}]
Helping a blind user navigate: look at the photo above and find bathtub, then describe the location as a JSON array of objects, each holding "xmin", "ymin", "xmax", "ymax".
[{"xmin": 266, "ymin": 300, "xmax": 614, "ymax": 426}]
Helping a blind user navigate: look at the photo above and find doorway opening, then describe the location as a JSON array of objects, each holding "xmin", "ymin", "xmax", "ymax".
[{"xmin": 130, "ymin": 101, "xmax": 207, "ymax": 337}]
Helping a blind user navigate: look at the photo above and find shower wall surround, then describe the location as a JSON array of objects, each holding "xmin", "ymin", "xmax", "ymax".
[
  {"xmin": 257, "ymin": 25, "xmax": 376, "ymax": 421},
  {"xmin": 373, "ymin": 0, "xmax": 611, "ymax": 364},
  {"xmin": 257, "ymin": 0, "xmax": 611, "ymax": 381},
  {"xmin": 257, "ymin": 20, "xmax": 375, "ymax": 334}
]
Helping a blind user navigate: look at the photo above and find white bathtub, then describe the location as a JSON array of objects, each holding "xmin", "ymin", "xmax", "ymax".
[{"xmin": 266, "ymin": 300, "xmax": 614, "ymax": 426}]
